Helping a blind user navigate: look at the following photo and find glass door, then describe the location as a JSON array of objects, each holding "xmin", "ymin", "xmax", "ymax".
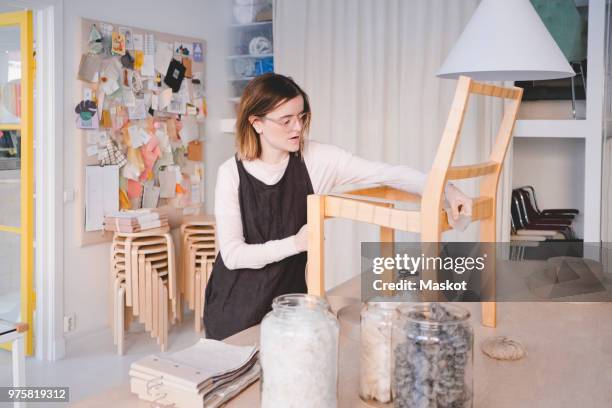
[{"xmin": 0, "ymin": 10, "xmax": 34, "ymax": 356}]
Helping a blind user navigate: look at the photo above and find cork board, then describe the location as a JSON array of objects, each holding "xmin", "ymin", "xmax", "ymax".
[{"xmin": 76, "ymin": 18, "xmax": 207, "ymax": 246}]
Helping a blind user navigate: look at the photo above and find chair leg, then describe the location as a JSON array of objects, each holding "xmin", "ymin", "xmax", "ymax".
[
  {"xmin": 164, "ymin": 233, "xmax": 177, "ymax": 318},
  {"xmin": 138, "ymin": 253, "xmax": 146, "ymax": 324},
  {"xmin": 153, "ymin": 267, "xmax": 159, "ymax": 340},
  {"xmin": 117, "ymin": 286, "xmax": 125, "ymax": 356},
  {"xmin": 124, "ymin": 306, "xmax": 131, "ymax": 332},
  {"xmin": 113, "ymin": 277, "xmax": 122, "ymax": 346},
  {"xmin": 145, "ymin": 261, "xmax": 153, "ymax": 333},
  {"xmin": 188, "ymin": 248, "xmax": 195, "ymax": 310},
  {"xmin": 131, "ymin": 245, "xmax": 140, "ymax": 316},
  {"xmin": 12, "ymin": 332, "xmax": 25, "ymax": 389},
  {"xmin": 163, "ymin": 283, "xmax": 168, "ymax": 351},
  {"xmin": 195, "ymin": 270, "xmax": 201, "ymax": 333},
  {"xmin": 125, "ymin": 239, "xmax": 134, "ymax": 307},
  {"xmin": 177, "ymin": 292, "xmax": 184, "ymax": 324}
]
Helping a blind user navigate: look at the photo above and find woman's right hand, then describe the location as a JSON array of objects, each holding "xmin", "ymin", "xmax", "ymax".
[{"xmin": 294, "ymin": 224, "xmax": 308, "ymax": 253}]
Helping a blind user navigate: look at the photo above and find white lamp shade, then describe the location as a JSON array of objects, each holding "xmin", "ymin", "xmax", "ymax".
[{"xmin": 437, "ymin": 0, "xmax": 575, "ymax": 81}]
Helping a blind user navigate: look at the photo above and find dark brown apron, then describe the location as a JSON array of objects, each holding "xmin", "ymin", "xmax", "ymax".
[{"xmin": 203, "ymin": 153, "xmax": 313, "ymax": 340}]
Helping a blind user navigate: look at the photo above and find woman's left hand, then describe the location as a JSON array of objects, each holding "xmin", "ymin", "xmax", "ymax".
[{"xmin": 444, "ymin": 184, "xmax": 473, "ymax": 221}]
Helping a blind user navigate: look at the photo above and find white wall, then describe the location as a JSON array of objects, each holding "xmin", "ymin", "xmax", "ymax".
[{"xmin": 61, "ymin": 0, "xmax": 235, "ymax": 345}]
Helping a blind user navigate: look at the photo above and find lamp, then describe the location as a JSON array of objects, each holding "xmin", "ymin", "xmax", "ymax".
[{"xmin": 437, "ymin": 0, "xmax": 575, "ymax": 81}]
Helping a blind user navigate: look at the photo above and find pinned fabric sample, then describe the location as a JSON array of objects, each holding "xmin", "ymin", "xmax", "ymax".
[
  {"xmin": 100, "ymin": 23, "xmax": 114, "ymax": 56},
  {"xmin": 99, "ymin": 140, "xmax": 127, "ymax": 167},
  {"xmin": 140, "ymin": 135, "xmax": 161, "ymax": 181},
  {"xmin": 127, "ymin": 147, "xmax": 145, "ymax": 173},
  {"xmin": 187, "ymin": 141, "xmax": 203, "ymax": 161},
  {"xmin": 77, "ymin": 54, "xmax": 101, "ymax": 83},
  {"xmin": 164, "ymin": 59, "xmax": 186, "ymax": 92},
  {"xmin": 134, "ymin": 50, "xmax": 144, "ymax": 71},
  {"xmin": 100, "ymin": 109, "xmax": 112, "ymax": 128},
  {"xmin": 75, "ymin": 99, "xmax": 99, "ymax": 129},
  {"xmin": 182, "ymin": 57, "xmax": 193, "ymax": 78},
  {"xmin": 119, "ymin": 188, "xmax": 132, "ymax": 210},
  {"xmin": 120, "ymin": 51, "xmax": 135, "ymax": 69},
  {"xmin": 75, "ymin": 99, "xmax": 97, "ymax": 121},
  {"xmin": 88, "ymin": 24, "xmax": 104, "ymax": 54},
  {"xmin": 166, "ymin": 118, "xmax": 178, "ymax": 141},
  {"xmin": 127, "ymin": 179, "xmax": 143, "ymax": 199}
]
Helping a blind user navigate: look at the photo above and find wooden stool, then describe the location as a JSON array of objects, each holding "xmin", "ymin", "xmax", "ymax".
[
  {"xmin": 110, "ymin": 227, "xmax": 176, "ymax": 354},
  {"xmin": 179, "ymin": 215, "xmax": 217, "ymax": 331}
]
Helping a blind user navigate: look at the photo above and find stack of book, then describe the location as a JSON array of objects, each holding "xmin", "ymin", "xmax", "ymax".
[
  {"xmin": 130, "ymin": 339, "xmax": 259, "ymax": 408},
  {"xmin": 104, "ymin": 209, "xmax": 168, "ymax": 233}
]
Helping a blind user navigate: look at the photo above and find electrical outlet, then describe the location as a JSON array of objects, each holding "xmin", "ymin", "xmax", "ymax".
[
  {"xmin": 63, "ymin": 314, "xmax": 76, "ymax": 333},
  {"xmin": 63, "ymin": 189, "xmax": 75, "ymax": 203}
]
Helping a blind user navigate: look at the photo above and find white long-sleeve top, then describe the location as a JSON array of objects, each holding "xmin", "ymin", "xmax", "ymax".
[{"xmin": 214, "ymin": 140, "xmax": 428, "ymax": 270}]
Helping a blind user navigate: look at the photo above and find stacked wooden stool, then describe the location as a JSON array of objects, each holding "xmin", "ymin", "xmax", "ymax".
[
  {"xmin": 110, "ymin": 226, "xmax": 177, "ymax": 355},
  {"xmin": 179, "ymin": 215, "xmax": 217, "ymax": 332}
]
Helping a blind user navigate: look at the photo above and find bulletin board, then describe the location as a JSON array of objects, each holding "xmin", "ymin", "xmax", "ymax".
[{"xmin": 76, "ymin": 18, "xmax": 207, "ymax": 246}]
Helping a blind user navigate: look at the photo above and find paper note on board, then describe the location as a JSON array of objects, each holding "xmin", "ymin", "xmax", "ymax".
[
  {"xmin": 143, "ymin": 183, "xmax": 161, "ymax": 208},
  {"xmin": 180, "ymin": 115, "xmax": 199, "ymax": 145},
  {"xmin": 141, "ymin": 55, "xmax": 155, "ymax": 77},
  {"xmin": 155, "ymin": 42, "xmax": 174, "ymax": 76},
  {"xmin": 85, "ymin": 165, "xmax": 119, "ymax": 231},
  {"xmin": 128, "ymin": 125, "xmax": 145, "ymax": 148},
  {"xmin": 132, "ymin": 33, "xmax": 144, "ymax": 51},
  {"xmin": 158, "ymin": 88, "xmax": 173, "ymax": 110},
  {"xmin": 86, "ymin": 145, "xmax": 99, "ymax": 157}
]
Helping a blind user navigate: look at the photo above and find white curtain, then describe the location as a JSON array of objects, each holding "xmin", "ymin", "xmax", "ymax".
[{"xmin": 274, "ymin": 0, "xmax": 512, "ymax": 288}]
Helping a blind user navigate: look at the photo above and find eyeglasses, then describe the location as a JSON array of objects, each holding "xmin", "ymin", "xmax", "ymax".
[{"xmin": 262, "ymin": 112, "xmax": 308, "ymax": 131}]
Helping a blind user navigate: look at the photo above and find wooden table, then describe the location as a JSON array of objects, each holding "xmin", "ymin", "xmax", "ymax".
[{"xmin": 72, "ymin": 276, "xmax": 612, "ymax": 408}]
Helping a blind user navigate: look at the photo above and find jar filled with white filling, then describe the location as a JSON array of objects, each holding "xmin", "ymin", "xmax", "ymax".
[
  {"xmin": 260, "ymin": 293, "xmax": 339, "ymax": 408},
  {"xmin": 359, "ymin": 302, "xmax": 399, "ymax": 404}
]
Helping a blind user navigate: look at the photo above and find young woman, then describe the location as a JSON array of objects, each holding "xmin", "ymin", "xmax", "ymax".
[{"xmin": 203, "ymin": 73, "xmax": 472, "ymax": 340}]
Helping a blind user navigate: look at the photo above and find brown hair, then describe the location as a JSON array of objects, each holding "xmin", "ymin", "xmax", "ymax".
[{"xmin": 236, "ymin": 73, "xmax": 311, "ymax": 160}]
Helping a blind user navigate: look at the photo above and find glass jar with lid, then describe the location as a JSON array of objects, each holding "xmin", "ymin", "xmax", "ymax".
[
  {"xmin": 260, "ymin": 293, "xmax": 339, "ymax": 408},
  {"xmin": 392, "ymin": 303, "xmax": 473, "ymax": 408},
  {"xmin": 360, "ymin": 301, "xmax": 399, "ymax": 404}
]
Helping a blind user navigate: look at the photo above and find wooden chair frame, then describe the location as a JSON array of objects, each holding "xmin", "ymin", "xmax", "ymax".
[{"xmin": 306, "ymin": 76, "xmax": 523, "ymax": 327}]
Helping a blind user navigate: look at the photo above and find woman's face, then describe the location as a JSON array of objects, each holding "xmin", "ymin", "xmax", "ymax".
[{"xmin": 251, "ymin": 95, "xmax": 305, "ymax": 155}]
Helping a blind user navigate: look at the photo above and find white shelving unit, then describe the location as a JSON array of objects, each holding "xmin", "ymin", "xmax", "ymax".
[
  {"xmin": 221, "ymin": 11, "xmax": 273, "ymax": 133},
  {"xmin": 512, "ymin": 0, "xmax": 606, "ymax": 242}
]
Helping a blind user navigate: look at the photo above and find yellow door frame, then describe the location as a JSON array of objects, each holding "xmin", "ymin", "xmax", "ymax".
[{"xmin": 0, "ymin": 10, "xmax": 35, "ymax": 356}]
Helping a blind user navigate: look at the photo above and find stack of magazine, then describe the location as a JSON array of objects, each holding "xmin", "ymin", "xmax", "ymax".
[{"xmin": 130, "ymin": 338, "xmax": 259, "ymax": 407}]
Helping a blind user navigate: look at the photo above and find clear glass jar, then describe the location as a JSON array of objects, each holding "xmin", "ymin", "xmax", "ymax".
[
  {"xmin": 260, "ymin": 294, "xmax": 339, "ymax": 408},
  {"xmin": 392, "ymin": 303, "xmax": 473, "ymax": 408},
  {"xmin": 360, "ymin": 302, "xmax": 399, "ymax": 404}
]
